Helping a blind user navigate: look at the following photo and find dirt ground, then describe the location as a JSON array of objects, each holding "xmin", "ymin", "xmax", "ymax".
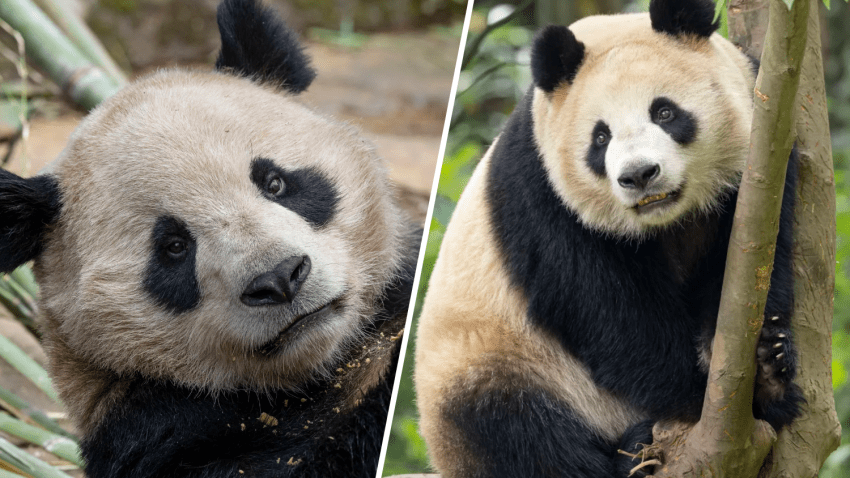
[{"xmin": 0, "ymin": 30, "xmax": 457, "ymax": 474}]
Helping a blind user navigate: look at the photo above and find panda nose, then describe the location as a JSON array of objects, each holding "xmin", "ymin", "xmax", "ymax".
[
  {"xmin": 241, "ymin": 255, "xmax": 311, "ymax": 306},
  {"xmin": 617, "ymin": 164, "xmax": 660, "ymax": 191}
]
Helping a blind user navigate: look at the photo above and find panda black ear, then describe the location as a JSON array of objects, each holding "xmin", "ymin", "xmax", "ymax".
[
  {"xmin": 649, "ymin": 0, "xmax": 719, "ymax": 38},
  {"xmin": 215, "ymin": 0, "xmax": 316, "ymax": 94},
  {"xmin": 0, "ymin": 170, "xmax": 62, "ymax": 273},
  {"xmin": 531, "ymin": 26, "xmax": 585, "ymax": 93}
]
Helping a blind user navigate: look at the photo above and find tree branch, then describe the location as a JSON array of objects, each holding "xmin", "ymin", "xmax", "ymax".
[
  {"xmin": 652, "ymin": 0, "xmax": 811, "ymax": 474},
  {"xmin": 767, "ymin": 0, "xmax": 841, "ymax": 475}
]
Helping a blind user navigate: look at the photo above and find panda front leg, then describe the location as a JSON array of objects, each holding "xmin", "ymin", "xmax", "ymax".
[
  {"xmin": 696, "ymin": 305, "xmax": 803, "ymax": 431},
  {"xmin": 752, "ymin": 147, "xmax": 804, "ymax": 431},
  {"xmin": 754, "ymin": 294, "xmax": 804, "ymax": 429},
  {"xmin": 432, "ymin": 385, "xmax": 653, "ymax": 478}
]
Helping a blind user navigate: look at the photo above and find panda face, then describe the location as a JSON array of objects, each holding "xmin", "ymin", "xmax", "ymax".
[
  {"xmin": 531, "ymin": 19, "xmax": 755, "ymax": 238},
  {"xmin": 36, "ymin": 70, "xmax": 403, "ymax": 392}
]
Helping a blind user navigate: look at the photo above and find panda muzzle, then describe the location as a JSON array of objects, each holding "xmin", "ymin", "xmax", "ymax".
[{"xmin": 241, "ymin": 255, "xmax": 311, "ymax": 306}]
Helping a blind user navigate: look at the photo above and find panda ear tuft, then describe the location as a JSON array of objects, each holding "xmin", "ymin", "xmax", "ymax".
[
  {"xmin": 531, "ymin": 26, "xmax": 585, "ymax": 93},
  {"xmin": 649, "ymin": 0, "xmax": 719, "ymax": 38},
  {"xmin": 215, "ymin": 0, "xmax": 316, "ymax": 94},
  {"xmin": 0, "ymin": 170, "xmax": 62, "ymax": 273}
]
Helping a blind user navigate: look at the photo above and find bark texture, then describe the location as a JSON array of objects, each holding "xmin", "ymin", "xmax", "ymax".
[
  {"xmin": 651, "ymin": 0, "xmax": 812, "ymax": 476},
  {"xmin": 766, "ymin": 0, "xmax": 841, "ymax": 476},
  {"xmin": 729, "ymin": 0, "xmax": 771, "ymax": 56}
]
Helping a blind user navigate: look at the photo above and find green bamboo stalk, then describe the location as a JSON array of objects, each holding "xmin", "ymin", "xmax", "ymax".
[
  {"xmin": 8, "ymin": 267, "xmax": 37, "ymax": 299},
  {"xmin": 1, "ymin": 267, "xmax": 39, "ymax": 320},
  {"xmin": 1, "ymin": 277, "xmax": 35, "ymax": 315},
  {"xmin": 0, "ymin": 386, "xmax": 75, "ymax": 441},
  {"xmin": 0, "ymin": 0, "xmax": 122, "ymax": 110},
  {"xmin": 0, "ymin": 468, "xmax": 25, "ymax": 478},
  {"xmin": 0, "ymin": 335, "xmax": 59, "ymax": 404},
  {"xmin": 0, "ymin": 437, "xmax": 72, "ymax": 478},
  {"xmin": 0, "ymin": 286, "xmax": 32, "ymax": 322},
  {"xmin": 0, "ymin": 413, "xmax": 82, "ymax": 466},
  {"xmin": 31, "ymin": 0, "xmax": 126, "ymax": 83}
]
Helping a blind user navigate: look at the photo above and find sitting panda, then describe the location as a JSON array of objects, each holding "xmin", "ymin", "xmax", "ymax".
[
  {"xmin": 0, "ymin": 0, "xmax": 418, "ymax": 476},
  {"xmin": 415, "ymin": 0, "xmax": 803, "ymax": 476}
]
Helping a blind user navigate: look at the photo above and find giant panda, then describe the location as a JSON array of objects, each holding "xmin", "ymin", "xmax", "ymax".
[
  {"xmin": 414, "ymin": 0, "xmax": 804, "ymax": 476},
  {"xmin": 0, "ymin": 0, "xmax": 419, "ymax": 476}
]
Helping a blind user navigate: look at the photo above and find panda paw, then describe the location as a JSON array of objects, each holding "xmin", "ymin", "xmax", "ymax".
[
  {"xmin": 615, "ymin": 420, "xmax": 656, "ymax": 478},
  {"xmin": 755, "ymin": 316, "xmax": 796, "ymax": 397}
]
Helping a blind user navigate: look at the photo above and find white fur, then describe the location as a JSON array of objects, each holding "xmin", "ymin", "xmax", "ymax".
[
  {"xmin": 35, "ymin": 69, "xmax": 410, "ymax": 434},
  {"xmin": 532, "ymin": 13, "xmax": 756, "ymax": 238}
]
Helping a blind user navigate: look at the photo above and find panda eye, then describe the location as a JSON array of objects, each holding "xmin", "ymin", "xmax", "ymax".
[
  {"xmin": 165, "ymin": 240, "xmax": 187, "ymax": 257},
  {"xmin": 657, "ymin": 107, "xmax": 674, "ymax": 123},
  {"xmin": 595, "ymin": 131, "xmax": 609, "ymax": 146},
  {"xmin": 265, "ymin": 176, "xmax": 285, "ymax": 197}
]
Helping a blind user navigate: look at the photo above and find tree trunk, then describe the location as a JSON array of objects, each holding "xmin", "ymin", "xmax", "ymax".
[
  {"xmin": 767, "ymin": 0, "xmax": 842, "ymax": 475},
  {"xmin": 650, "ymin": 0, "xmax": 832, "ymax": 476}
]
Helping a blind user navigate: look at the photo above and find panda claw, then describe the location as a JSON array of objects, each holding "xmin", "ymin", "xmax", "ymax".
[{"xmin": 757, "ymin": 319, "xmax": 795, "ymax": 389}]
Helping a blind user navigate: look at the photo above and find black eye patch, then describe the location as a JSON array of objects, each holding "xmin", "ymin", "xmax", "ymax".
[
  {"xmin": 650, "ymin": 97, "xmax": 697, "ymax": 145},
  {"xmin": 143, "ymin": 216, "xmax": 200, "ymax": 314},
  {"xmin": 249, "ymin": 157, "xmax": 339, "ymax": 228},
  {"xmin": 585, "ymin": 120, "xmax": 610, "ymax": 178}
]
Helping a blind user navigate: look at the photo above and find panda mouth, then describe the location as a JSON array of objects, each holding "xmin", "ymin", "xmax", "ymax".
[
  {"xmin": 634, "ymin": 189, "xmax": 682, "ymax": 212},
  {"xmin": 257, "ymin": 297, "xmax": 344, "ymax": 356}
]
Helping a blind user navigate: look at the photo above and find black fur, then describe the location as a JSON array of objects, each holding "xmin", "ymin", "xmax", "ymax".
[
  {"xmin": 586, "ymin": 121, "xmax": 610, "ymax": 177},
  {"xmin": 0, "ymin": 170, "xmax": 61, "ymax": 273},
  {"xmin": 748, "ymin": 56, "xmax": 761, "ymax": 78},
  {"xmin": 531, "ymin": 26, "xmax": 585, "ymax": 93},
  {"xmin": 446, "ymin": 386, "xmax": 622, "ymax": 477},
  {"xmin": 143, "ymin": 216, "xmax": 201, "ymax": 314},
  {"xmin": 215, "ymin": 0, "xmax": 316, "ymax": 94},
  {"xmin": 615, "ymin": 420, "xmax": 656, "ymax": 477},
  {"xmin": 83, "ymin": 231, "xmax": 418, "ymax": 478},
  {"xmin": 83, "ymin": 342, "xmax": 399, "ymax": 478},
  {"xmin": 250, "ymin": 158, "xmax": 340, "ymax": 228},
  {"xmin": 650, "ymin": 97, "xmax": 697, "ymax": 145},
  {"xmin": 459, "ymin": 91, "xmax": 803, "ymax": 476},
  {"xmin": 649, "ymin": 0, "xmax": 719, "ymax": 38}
]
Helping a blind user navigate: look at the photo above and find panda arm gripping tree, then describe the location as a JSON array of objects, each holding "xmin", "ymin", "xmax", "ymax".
[
  {"xmin": 0, "ymin": 0, "xmax": 419, "ymax": 477},
  {"xmin": 414, "ymin": 0, "xmax": 816, "ymax": 477},
  {"xmin": 650, "ymin": 0, "xmax": 840, "ymax": 475}
]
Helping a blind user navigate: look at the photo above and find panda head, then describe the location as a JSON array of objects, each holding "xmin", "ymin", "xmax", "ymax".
[
  {"xmin": 0, "ymin": 0, "xmax": 408, "ymax": 394},
  {"xmin": 530, "ymin": 0, "xmax": 756, "ymax": 238}
]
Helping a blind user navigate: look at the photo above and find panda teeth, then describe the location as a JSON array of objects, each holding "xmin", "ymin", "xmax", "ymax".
[{"xmin": 637, "ymin": 192, "xmax": 669, "ymax": 207}]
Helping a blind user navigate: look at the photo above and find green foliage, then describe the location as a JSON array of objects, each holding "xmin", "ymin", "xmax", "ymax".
[
  {"xmin": 824, "ymin": 151, "xmax": 850, "ymax": 476},
  {"xmin": 713, "ymin": 0, "xmax": 729, "ymax": 38}
]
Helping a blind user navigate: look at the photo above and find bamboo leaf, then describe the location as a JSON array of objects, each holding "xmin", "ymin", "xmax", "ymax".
[{"xmin": 713, "ymin": 0, "xmax": 727, "ymax": 22}]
